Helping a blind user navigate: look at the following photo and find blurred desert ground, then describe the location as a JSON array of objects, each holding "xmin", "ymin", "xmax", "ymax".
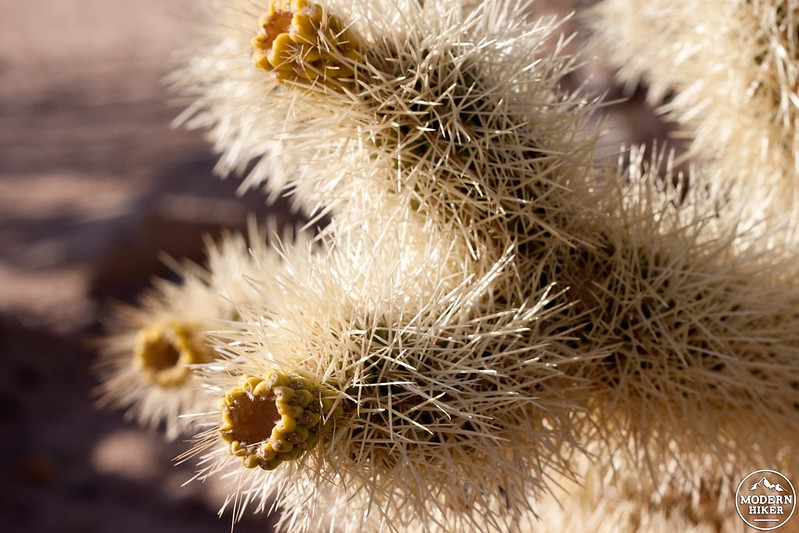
[{"xmin": 0, "ymin": 1, "xmax": 667, "ymax": 532}]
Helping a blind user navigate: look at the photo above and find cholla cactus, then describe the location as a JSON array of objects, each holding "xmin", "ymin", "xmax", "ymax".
[
  {"xmin": 172, "ymin": 0, "xmax": 597, "ymax": 234},
  {"xmin": 186, "ymin": 223, "xmax": 592, "ymax": 531},
  {"xmin": 589, "ymin": 0, "xmax": 799, "ymax": 220},
  {"xmin": 98, "ymin": 0, "xmax": 799, "ymax": 531}
]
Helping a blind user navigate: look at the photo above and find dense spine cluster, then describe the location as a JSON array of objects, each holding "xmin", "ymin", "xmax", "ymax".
[
  {"xmin": 95, "ymin": 1, "xmax": 799, "ymax": 531},
  {"xmin": 589, "ymin": 0, "xmax": 799, "ymax": 222}
]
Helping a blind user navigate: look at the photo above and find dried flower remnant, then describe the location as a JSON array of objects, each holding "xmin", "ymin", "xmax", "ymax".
[
  {"xmin": 220, "ymin": 371, "xmax": 342, "ymax": 470},
  {"xmin": 252, "ymin": 0, "xmax": 361, "ymax": 89}
]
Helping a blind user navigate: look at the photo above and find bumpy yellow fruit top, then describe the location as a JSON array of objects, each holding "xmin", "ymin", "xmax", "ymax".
[
  {"xmin": 133, "ymin": 319, "xmax": 215, "ymax": 388},
  {"xmin": 251, "ymin": 0, "xmax": 361, "ymax": 90},
  {"xmin": 219, "ymin": 370, "xmax": 342, "ymax": 470}
]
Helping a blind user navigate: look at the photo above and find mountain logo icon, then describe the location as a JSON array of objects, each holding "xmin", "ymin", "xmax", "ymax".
[
  {"xmin": 736, "ymin": 469, "xmax": 796, "ymax": 531},
  {"xmin": 750, "ymin": 477, "xmax": 789, "ymax": 493}
]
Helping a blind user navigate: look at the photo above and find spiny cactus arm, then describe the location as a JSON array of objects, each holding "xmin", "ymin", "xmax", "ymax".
[
  {"xmin": 589, "ymin": 0, "xmax": 799, "ymax": 215},
  {"xmin": 174, "ymin": 0, "xmax": 601, "ymax": 239},
  {"xmin": 181, "ymin": 230, "xmax": 602, "ymax": 532},
  {"xmin": 248, "ymin": 0, "xmax": 599, "ymax": 243},
  {"xmin": 555, "ymin": 152, "xmax": 799, "ymax": 480},
  {"xmin": 96, "ymin": 270, "xmax": 227, "ymax": 440},
  {"xmin": 95, "ymin": 223, "xmax": 304, "ymax": 440}
]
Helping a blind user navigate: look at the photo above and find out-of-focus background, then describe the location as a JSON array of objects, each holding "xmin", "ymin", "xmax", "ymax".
[{"xmin": 0, "ymin": 1, "xmax": 668, "ymax": 531}]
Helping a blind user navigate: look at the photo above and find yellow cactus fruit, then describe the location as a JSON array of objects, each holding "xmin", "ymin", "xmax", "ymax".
[
  {"xmin": 251, "ymin": 0, "xmax": 361, "ymax": 90},
  {"xmin": 133, "ymin": 319, "xmax": 215, "ymax": 388},
  {"xmin": 219, "ymin": 370, "xmax": 341, "ymax": 470}
]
